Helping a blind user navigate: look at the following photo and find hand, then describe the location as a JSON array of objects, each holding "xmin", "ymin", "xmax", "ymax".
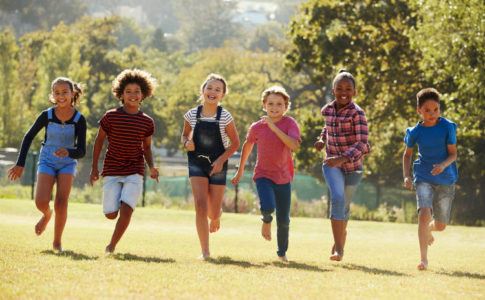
[
  {"xmin": 54, "ymin": 148, "xmax": 69, "ymax": 158},
  {"xmin": 7, "ymin": 165, "xmax": 24, "ymax": 181},
  {"xmin": 210, "ymin": 158, "xmax": 224, "ymax": 176},
  {"xmin": 184, "ymin": 140, "xmax": 195, "ymax": 151},
  {"xmin": 431, "ymin": 163, "xmax": 445, "ymax": 176},
  {"xmin": 149, "ymin": 167, "xmax": 159, "ymax": 182},
  {"xmin": 231, "ymin": 171, "xmax": 243, "ymax": 185},
  {"xmin": 260, "ymin": 116, "xmax": 276, "ymax": 130},
  {"xmin": 403, "ymin": 176, "xmax": 413, "ymax": 190},
  {"xmin": 324, "ymin": 156, "xmax": 347, "ymax": 168},
  {"xmin": 90, "ymin": 168, "xmax": 99, "ymax": 186},
  {"xmin": 314, "ymin": 139, "xmax": 325, "ymax": 151}
]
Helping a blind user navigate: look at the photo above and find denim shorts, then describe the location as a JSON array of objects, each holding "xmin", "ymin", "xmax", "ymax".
[
  {"xmin": 416, "ymin": 181, "xmax": 455, "ymax": 224},
  {"xmin": 103, "ymin": 174, "xmax": 143, "ymax": 214},
  {"xmin": 38, "ymin": 148, "xmax": 77, "ymax": 176},
  {"xmin": 188, "ymin": 158, "xmax": 227, "ymax": 185}
]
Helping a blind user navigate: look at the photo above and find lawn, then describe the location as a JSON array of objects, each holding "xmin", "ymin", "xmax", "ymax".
[{"xmin": 1, "ymin": 198, "xmax": 484, "ymax": 299}]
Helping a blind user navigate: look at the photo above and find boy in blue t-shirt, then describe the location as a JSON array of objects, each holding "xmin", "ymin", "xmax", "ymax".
[{"xmin": 402, "ymin": 88, "xmax": 458, "ymax": 271}]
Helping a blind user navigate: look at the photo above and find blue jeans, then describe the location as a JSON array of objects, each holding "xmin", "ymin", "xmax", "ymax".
[
  {"xmin": 415, "ymin": 181, "xmax": 455, "ymax": 224},
  {"xmin": 322, "ymin": 165, "xmax": 362, "ymax": 220},
  {"xmin": 255, "ymin": 177, "xmax": 291, "ymax": 257}
]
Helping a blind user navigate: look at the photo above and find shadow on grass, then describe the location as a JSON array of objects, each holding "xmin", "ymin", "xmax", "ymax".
[
  {"xmin": 336, "ymin": 263, "xmax": 409, "ymax": 277},
  {"xmin": 112, "ymin": 253, "xmax": 175, "ymax": 264},
  {"xmin": 264, "ymin": 261, "xmax": 330, "ymax": 273},
  {"xmin": 436, "ymin": 270, "xmax": 485, "ymax": 280},
  {"xmin": 41, "ymin": 250, "xmax": 98, "ymax": 261},
  {"xmin": 206, "ymin": 256, "xmax": 264, "ymax": 269}
]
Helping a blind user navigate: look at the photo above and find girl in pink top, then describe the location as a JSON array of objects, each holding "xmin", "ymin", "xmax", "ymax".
[{"xmin": 232, "ymin": 86, "xmax": 300, "ymax": 263}]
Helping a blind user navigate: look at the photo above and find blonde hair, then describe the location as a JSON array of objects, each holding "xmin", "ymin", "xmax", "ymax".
[
  {"xmin": 261, "ymin": 86, "xmax": 291, "ymax": 110},
  {"xmin": 49, "ymin": 77, "xmax": 84, "ymax": 106}
]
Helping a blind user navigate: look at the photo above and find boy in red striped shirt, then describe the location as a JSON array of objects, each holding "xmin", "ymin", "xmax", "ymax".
[{"xmin": 90, "ymin": 69, "xmax": 159, "ymax": 254}]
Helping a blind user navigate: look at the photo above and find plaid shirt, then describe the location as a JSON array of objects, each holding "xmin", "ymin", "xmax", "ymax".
[{"xmin": 319, "ymin": 100, "xmax": 370, "ymax": 173}]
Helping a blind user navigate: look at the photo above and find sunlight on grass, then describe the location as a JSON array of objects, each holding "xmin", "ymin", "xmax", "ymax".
[{"xmin": 1, "ymin": 198, "xmax": 484, "ymax": 299}]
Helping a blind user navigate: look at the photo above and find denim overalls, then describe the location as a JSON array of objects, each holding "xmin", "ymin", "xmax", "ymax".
[
  {"xmin": 187, "ymin": 105, "xmax": 227, "ymax": 185},
  {"xmin": 37, "ymin": 107, "xmax": 81, "ymax": 176}
]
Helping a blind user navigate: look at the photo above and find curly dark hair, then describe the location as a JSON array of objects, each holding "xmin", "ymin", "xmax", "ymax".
[
  {"xmin": 112, "ymin": 69, "xmax": 157, "ymax": 101},
  {"xmin": 417, "ymin": 87, "xmax": 440, "ymax": 108}
]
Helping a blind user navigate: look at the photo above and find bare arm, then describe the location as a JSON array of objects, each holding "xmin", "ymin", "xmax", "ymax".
[
  {"xmin": 90, "ymin": 127, "xmax": 106, "ymax": 185},
  {"xmin": 431, "ymin": 144, "xmax": 457, "ymax": 176},
  {"xmin": 231, "ymin": 140, "xmax": 255, "ymax": 185},
  {"xmin": 143, "ymin": 135, "xmax": 159, "ymax": 182},
  {"xmin": 262, "ymin": 116, "xmax": 300, "ymax": 151},
  {"xmin": 402, "ymin": 146, "xmax": 414, "ymax": 190},
  {"xmin": 181, "ymin": 120, "xmax": 194, "ymax": 151}
]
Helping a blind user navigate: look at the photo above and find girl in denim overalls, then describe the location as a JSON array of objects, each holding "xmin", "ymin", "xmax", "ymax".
[
  {"xmin": 8, "ymin": 77, "xmax": 86, "ymax": 252},
  {"xmin": 181, "ymin": 74, "xmax": 240, "ymax": 259}
]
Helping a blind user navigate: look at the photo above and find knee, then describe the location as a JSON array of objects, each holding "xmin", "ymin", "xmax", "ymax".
[
  {"xmin": 194, "ymin": 198, "xmax": 208, "ymax": 213},
  {"xmin": 434, "ymin": 222, "xmax": 446, "ymax": 231},
  {"xmin": 35, "ymin": 200, "xmax": 49, "ymax": 211},
  {"xmin": 105, "ymin": 212, "xmax": 118, "ymax": 219},
  {"xmin": 418, "ymin": 208, "xmax": 432, "ymax": 220},
  {"xmin": 54, "ymin": 198, "xmax": 68, "ymax": 211}
]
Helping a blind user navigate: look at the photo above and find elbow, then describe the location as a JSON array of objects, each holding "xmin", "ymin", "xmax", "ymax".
[{"xmin": 232, "ymin": 139, "xmax": 241, "ymax": 151}]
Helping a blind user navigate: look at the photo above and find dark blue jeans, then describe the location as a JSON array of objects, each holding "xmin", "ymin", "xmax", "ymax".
[{"xmin": 255, "ymin": 177, "xmax": 291, "ymax": 257}]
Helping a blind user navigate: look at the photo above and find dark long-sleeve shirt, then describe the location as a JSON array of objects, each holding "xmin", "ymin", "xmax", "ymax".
[{"xmin": 16, "ymin": 109, "xmax": 87, "ymax": 167}]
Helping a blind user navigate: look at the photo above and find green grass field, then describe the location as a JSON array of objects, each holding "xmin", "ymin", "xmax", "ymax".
[{"xmin": 1, "ymin": 198, "xmax": 484, "ymax": 299}]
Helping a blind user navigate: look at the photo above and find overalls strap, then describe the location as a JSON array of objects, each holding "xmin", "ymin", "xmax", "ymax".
[
  {"xmin": 73, "ymin": 111, "xmax": 81, "ymax": 123},
  {"xmin": 47, "ymin": 107, "xmax": 54, "ymax": 120}
]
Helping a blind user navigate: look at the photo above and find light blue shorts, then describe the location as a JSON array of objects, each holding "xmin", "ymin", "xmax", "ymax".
[
  {"xmin": 38, "ymin": 148, "xmax": 77, "ymax": 176},
  {"xmin": 103, "ymin": 174, "xmax": 143, "ymax": 214},
  {"xmin": 416, "ymin": 181, "xmax": 455, "ymax": 224}
]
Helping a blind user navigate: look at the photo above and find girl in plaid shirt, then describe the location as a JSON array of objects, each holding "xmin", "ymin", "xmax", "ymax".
[{"xmin": 314, "ymin": 70, "xmax": 370, "ymax": 261}]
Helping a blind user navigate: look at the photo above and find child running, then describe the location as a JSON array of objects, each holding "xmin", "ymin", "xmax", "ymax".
[
  {"xmin": 8, "ymin": 77, "xmax": 86, "ymax": 252},
  {"xmin": 232, "ymin": 86, "xmax": 300, "ymax": 263},
  {"xmin": 181, "ymin": 73, "xmax": 240, "ymax": 260},
  {"xmin": 402, "ymin": 88, "xmax": 458, "ymax": 270},
  {"xmin": 314, "ymin": 70, "xmax": 370, "ymax": 261},
  {"xmin": 90, "ymin": 69, "xmax": 159, "ymax": 254}
]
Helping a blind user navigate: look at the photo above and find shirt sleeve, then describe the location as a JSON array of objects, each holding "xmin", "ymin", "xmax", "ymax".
[
  {"xmin": 287, "ymin": 117, "xmax": 301, "ymax": 140},
  {"xmin": 404, "ymin": 127, "xmax": 417, "ymax": 147},
  {"xmin": 67, "ymin": 114, "xmax": 87, "ymax": 159},
  {"xmin": 99, "ymin": 113, "xmax": 110, "ymax": 134},
  {"xmin": 446, "ymin": 121, "xmax": 457, "ymax": 145},
  {"xmin": 145, "ymin": 118, "xmax": 155, "ymax": 137},
  {"xmin": 246, "ymin": 122, "xmax": 258, "ymax": 143},
  {"xmin": 342, "ymin": 110, "xmax": 370, "ymax": 161},
  {"xmin": 16, "ymin": 111, "xmax": 48, "ymax": 167}
]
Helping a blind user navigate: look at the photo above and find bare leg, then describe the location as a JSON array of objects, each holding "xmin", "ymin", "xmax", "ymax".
[
  {"xmin": 330, "ymin": 219, "xmax": 346, "ymax": 261},
  {"xmin": 418, "ymin": 208, "xmax": 432, "ymax": 270},
  {"xmin": 208, "ymin": 184, "xmax": 225, "ymax": 233},
  {"xmin": 331, "ymin": 221, "xmax": 347, "ymax": 254},
  {"xmin": 34, "ymin": 173, "xmax": 55, "ymax": 236},
  {"xmin": 52, "ymin": 174, "xmax": 74, "ymax": 251},
  {"xmin": 190, "ymin": 177, "xmax": 210, "ymax": 258},
  {"xmin": 106, "ymin": 202, "xmax": 133, "ymax": 253}
]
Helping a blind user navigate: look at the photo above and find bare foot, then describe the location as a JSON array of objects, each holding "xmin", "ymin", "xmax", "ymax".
[
  {"xmin": 105, "ymin": 244, "xmax": 115, "ymax": 255},
  {"xmin": 330, "ymin": 251, "xmax": 343, "ymax": 261},
  {"xmin": 278, "ymin": 255, "xmax": 289, "ymax": 264},
  {"xmin": 417, "ymin": 260, "xmax": 428, "ymax": 270},
  {"xmin": 53, "ymin": 242, "xmax": 63, "ymax": 253},
  {"xmin": 199, "ymin": 252, "xmax": 210, "ymax": 261},
  {"xmin": 261, "ymin": 222, "xmax": 271, "ymax": 241},
  {"xmin": 209, "ymin": 218, "xmax": 220, "ymax": 233},
  {"xmin": 35, "ymin": 209, "xmax": 52, "ymax": 236}
]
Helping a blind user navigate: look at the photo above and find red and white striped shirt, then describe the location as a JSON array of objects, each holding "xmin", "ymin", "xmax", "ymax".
[
  {"xmin": 100, "ymin": 107, "xmax": 154, "ymax": 176},
  {"xmin": 320, "ymin": 100, "xmax": 370, "ymax": 173}
]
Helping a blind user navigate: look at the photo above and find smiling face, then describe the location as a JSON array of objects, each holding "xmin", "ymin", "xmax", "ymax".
[
  {"xmin": 202, "ymin": 79, "xmax": 225, "ymax": 104},
  {"xmin": 333, "ymin": 78, "xmax": 356, "ymax": 108},
  {"xmin": 417, "ymin": 99, "xmax": 440, "ymax": 126},
  {"xmin": 263, "ymin": 93, "xmax": 287, "ymax": 120},
  {"xmin": 121, "ymin": 83, "xmax": 143, "ymax": 109},
  {"xmin": 52, "ymin": 82, "xmax": 73, "ymax": 108}
]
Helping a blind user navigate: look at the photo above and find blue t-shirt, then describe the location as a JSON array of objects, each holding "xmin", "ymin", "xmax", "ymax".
[{"xmin": 404, "ymin": 117, "xmax": 458, "ymax": 185}]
